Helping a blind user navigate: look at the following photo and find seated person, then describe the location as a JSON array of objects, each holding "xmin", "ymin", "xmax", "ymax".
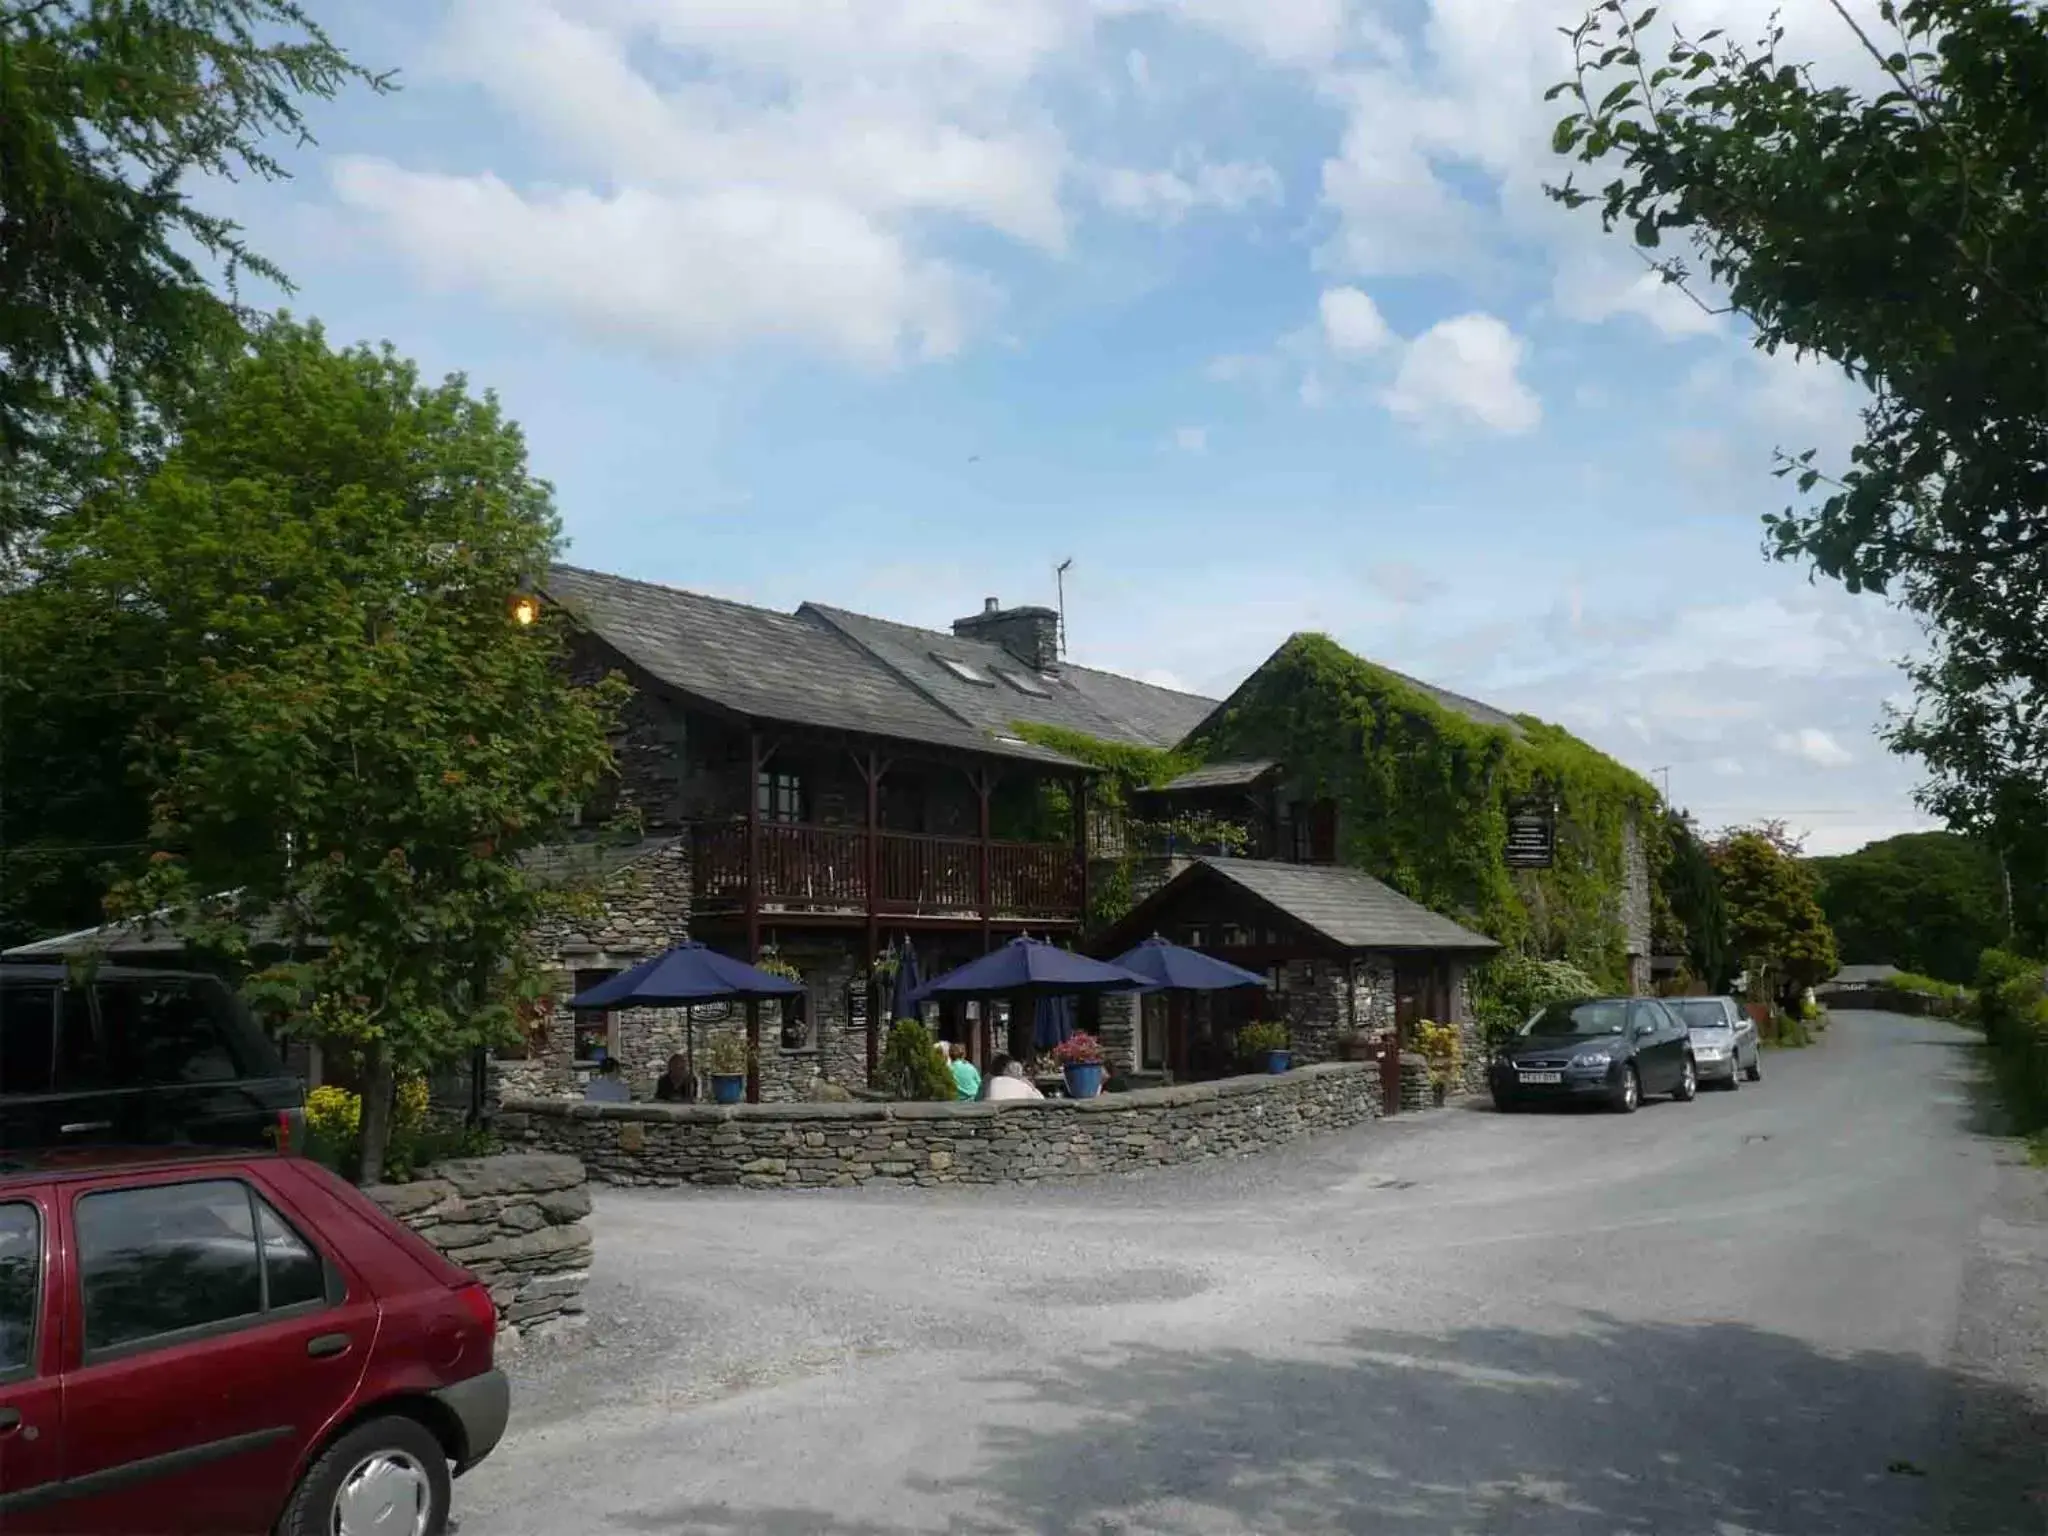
[
  {"xmin": 947, "ymin": 1041, "xmax": 982, "ymax": 1101},
  {"xmin": 583, "ymin": 1057, "xmax": 632, "ymax": 1103},
  {"xmin": 983, "ymin": 1052, "xmax": 1044, "ymax": 1101},
  {"xmin": 653, "ymin": 1052, "xmax": 697, "ymax": 1102}
]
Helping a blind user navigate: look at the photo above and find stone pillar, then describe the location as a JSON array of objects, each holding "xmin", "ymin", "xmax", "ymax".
[{"xmin": 1096, "ymin": 992, "xmax": 1138, "ymax": 1078}]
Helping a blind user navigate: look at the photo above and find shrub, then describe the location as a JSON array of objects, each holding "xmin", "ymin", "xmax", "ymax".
[
  {"xmin": 1411, "ymin": 1019, "xmax": 1463, "ymax": 1086},
  {"xmin": 1236, "ymin": 1022, "xmax": 1289, "ymax": 1058},
  {"xmin": 302, "ymin": 1076, "xmax": 483, "ymax": 1184},
  {"xmin": 1472, "ymin": 955, "xmax": 1603, "ymax": 1050},
  {"xmin": 1051, "ymin": 1031, "xmax": 1106, "ymax": 1067},
  {"xmin": 876, "ymin": 1019, "xmax": 955, "ymax": 1101}
]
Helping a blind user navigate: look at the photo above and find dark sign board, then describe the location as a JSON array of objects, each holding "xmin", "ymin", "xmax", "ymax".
[
  {"xmin": 848, "ymin": 981, "xmax": 870, "ymax": 1034},
  {"xmin": 1506, "ymin": 803, "xmax": 1555, "ymax": 869}
]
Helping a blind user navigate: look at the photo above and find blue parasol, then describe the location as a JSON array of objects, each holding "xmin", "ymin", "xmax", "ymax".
[
  {"xmin": 1032, "ymin": 994, "xmax": 1076, "ymax": 1050},
  {"xmin": 890, "ymin": 939, "xmax": 924, "ymax": 1022},
  {"xmin": 913, "ymin": 935, "xmax": 1147, "ymax": 1000},
  {"xmin": 1109, "ymin": 936, "xmax": 1268, "ymax": 993},
  {"xmin": 568, "ymin": 941, "xmax": 804, "ymax": 1008}
]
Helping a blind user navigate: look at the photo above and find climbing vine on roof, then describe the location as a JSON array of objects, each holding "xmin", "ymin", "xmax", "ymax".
[{"xmin": 1186, "ymin": 635, "xmax": 1661, "ymax": 988}]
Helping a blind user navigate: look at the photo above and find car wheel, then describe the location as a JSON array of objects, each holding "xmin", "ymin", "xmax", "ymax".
[
  {"xmin": 1491, "ymin": 1091, "xmax": 1517, "ymax": 1113},
  {"xmin": 1724, "ymin": 1061, "xmax": 1741, "ymax": 1091},
  {"xmin": 1745, "ymin": 1052, "xmax": 1762, "ymax": 1083},
  {"xmin": 279, "ymin": 1414, "xmax": 451, "ymax": 1536},
  {"xmin": 1614, "ymin": 1065, "xmax": 1640, "ymax": 1114},
  {"xmin": 1673, "ymin": 1056, "xmax": 1698, "ymax": 1102}
]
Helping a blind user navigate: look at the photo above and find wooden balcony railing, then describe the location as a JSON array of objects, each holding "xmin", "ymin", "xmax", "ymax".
[{"xmin": 691, "ymin": 820, "xmax": 1083, "ymax": 921}]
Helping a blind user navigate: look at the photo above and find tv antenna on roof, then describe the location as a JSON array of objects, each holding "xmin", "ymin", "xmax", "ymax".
[{"xmin": 1055, "ymin": 558, "xmax": 1073, "ymax": 660}]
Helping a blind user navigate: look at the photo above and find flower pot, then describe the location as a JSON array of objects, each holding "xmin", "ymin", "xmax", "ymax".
[
  {"xmin": 1265, "ymin": 1049, "xmax": 1291, "ymax": 1075},
  {"xmin": 1062, "ymin": 1062, "xmax": 1105, "ymax": 1099},
  {"xmin": 709, "ymin": 1073, "xmax": 745, "ymax": 1106}
]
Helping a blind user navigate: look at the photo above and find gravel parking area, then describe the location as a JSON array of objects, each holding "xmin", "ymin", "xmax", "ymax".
[{"xmin": 462, "ymin": 1012, "xmax": 2048, "ymax": 1534}]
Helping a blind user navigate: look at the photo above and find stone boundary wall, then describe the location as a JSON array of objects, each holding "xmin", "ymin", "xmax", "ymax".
[
  {"xmin": 495, "ymin": 1063, "xmax": 1383, "ymax": 1189},
  {"xmin": 367, "ymin": 1153, "xmax": 593, "ymax": 1345}
]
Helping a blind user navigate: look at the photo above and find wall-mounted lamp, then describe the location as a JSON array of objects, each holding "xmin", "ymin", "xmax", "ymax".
[{"xmin": 510, "ymin": 593, "xmax": 540, "ymax": 627}]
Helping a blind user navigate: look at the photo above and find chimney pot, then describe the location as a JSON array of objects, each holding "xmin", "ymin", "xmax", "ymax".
[{"xmin": 983, "ymin": 597, "xmax": 999, "ymax": 613}]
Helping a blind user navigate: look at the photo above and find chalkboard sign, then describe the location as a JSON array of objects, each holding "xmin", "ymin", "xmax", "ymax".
[
  {"xmin": 1506, "ymin": 802, "xmax": 1555, "ymax": 869},
  {"xmin": 848, "ymin": 980, "xmax": 870, "ymax": 1034}
]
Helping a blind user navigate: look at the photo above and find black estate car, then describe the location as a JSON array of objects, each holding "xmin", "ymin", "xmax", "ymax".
[
  {"xmin": 1489, "ymin": 996, "xmax": 1698, "ymax": 1113},
  {"xmin": 0, "ymin": 964, "xmax": 306, "ymax": 1151}
]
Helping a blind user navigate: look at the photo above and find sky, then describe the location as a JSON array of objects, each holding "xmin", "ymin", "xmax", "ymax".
[{"xmin": 220, "ymin": 0, "xmax": 1939, "ymax": 855}]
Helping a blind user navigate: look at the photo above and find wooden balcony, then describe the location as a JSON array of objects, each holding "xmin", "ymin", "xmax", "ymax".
[{"xmin": 692, "ymin": 820, "xmax": 1084, "ymax": 923}]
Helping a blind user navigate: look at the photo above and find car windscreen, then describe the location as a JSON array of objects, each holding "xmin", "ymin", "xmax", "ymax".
[
  {"xmin": 53, "ymin": 978, "xmax": 262, "ymax": 1091},
  {"xmin": 1521, "ymin": 1000, "xmax": 1628, "ymax": 1037},
  {"xmin": 1671, "ymin": 999, "xmax": 1734, "ymax": 1030}
]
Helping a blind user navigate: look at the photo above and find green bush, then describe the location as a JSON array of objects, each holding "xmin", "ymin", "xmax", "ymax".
[
  {"xmin": 1471, "ymin": 955, "xmax": 1603, "ymax": 1050},
  {"xmin": 1891, "ymin": 971, "xmax": 1969, "ymax": 1002},
  {"xmin": 876, "ymin": 1019, "xmax": 955, "ymax": 1102},
  {"xmin": 1237, "ymin": 1021, "xmax": 1290, "ymax": 1058},
  {"xmin": 1965, "ymin": 950, "xmax": 2048, "ymax": 1139}
]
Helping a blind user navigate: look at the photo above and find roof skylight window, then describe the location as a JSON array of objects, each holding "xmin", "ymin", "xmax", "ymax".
[
  {"xmin": 933, "ymin": 653, "xmax": 996, "ymax": 686},
  {"xmin": 994, "ymin": 668, "xmax": 1051, "ymax": 698}
]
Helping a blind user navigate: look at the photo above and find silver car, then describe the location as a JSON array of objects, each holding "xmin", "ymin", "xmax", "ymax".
[{"xmin": 1666, "ymin": 996, "xmax": 1761, "ymax": 1088}]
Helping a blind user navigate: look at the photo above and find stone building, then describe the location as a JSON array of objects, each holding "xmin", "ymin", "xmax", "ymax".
[{"xmin": 505, "ymin": 566, "xmax": 1657, "ymax": 1102}]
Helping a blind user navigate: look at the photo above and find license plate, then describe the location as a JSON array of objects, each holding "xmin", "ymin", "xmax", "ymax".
[{"xmin": 1518, "ymin": 1071, "xmax": 1563, "ymax": 1085}]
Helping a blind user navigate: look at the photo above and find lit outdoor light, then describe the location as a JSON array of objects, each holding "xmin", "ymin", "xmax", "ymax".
[{"xmin": 511, "ymin": 594, "xmax": 540, "ymax": 627}]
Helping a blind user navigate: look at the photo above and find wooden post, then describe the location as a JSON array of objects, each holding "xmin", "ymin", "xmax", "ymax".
[
  {"xmin": 1073, "ymin": 773, "xmax": 1090, "ymax": 931},
  {"xmin": 861, "ymin": 748, "xmax": 884, "ymax": 1084},
  {"xmin": 976, "ymin": 768, "xmax": 993, "ymax": 950},
  {"xmin": 745, "ymin": 998, "xmax": 761, "ymax": 1104},
  {"xmin": 745, "ymin": 729, "xmax": 763, "ymax": 961}
]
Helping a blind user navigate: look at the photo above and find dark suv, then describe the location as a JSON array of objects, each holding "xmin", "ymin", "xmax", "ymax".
[{"xmin": 0, "ymin": 965, "xmax": 306, "ymax": 1153}]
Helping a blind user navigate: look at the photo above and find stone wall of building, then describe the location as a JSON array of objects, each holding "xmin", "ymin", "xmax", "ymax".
[
  {"xmin": 497, "ymin": 1063, "xmax": 1382, "ymax": 1188},
  {"xmin": 366, "ymin": 1153, "xmax": 592, "ymax": 1345},
  {"xmin": 499, "ymin": 838, "xmax": 693, "ymax": 1102},
  {"xmin": 1622, "ymin": 816, "xmax": 1653, "ymax": 995}
]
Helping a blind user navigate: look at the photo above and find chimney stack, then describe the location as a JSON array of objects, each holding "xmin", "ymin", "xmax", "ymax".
[{"xmin": 952, "ymin": 596, "xmax": 1060, "ymax": 671}]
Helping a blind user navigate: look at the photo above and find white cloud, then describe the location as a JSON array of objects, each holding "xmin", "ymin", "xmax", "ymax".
[
  {"xmin": 1319, "ymin": 286, "xmax": 1393, "ymax": 354},
  {"xmin": 1171, "ymin": 425, "xmax": 1209, "ymax": 453},
  {"xmin": 1126, "ymin": 48, "xmax": 1151, "ymax": 91},
  {"xmin": 1777, "ymin": 726, "xmax": 1855, "ymax": 768},
  {"xmin": 1090, "ymin": 155, "xmax": 1282, "ymax": 224},
  {"xmin": 332, "ymin": 162, "xmax": 976, "ymax": 365},
  {"xmin": 1384, "ymin": 313, "xmax": 1541, "ymax": 435},
  {"xmin": 1173, "ymin": 0, "xmax": 1352, "ymax": 69}
]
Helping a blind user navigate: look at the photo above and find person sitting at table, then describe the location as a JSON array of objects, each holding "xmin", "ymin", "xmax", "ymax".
[
  {"xmin": 983, "ymin": 1053, "xmax": 1044, "ymax": 1101},
  {"xmin": 947, "ymin": 1041, "xmax": 982, "ymax": 1101},
  {"xmin": 653, "ymin": 1052, "xmax": 697, "ymax": 1102}
]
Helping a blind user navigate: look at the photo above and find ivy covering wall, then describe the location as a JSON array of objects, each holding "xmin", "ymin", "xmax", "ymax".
[{"xmin": 1173, "ymin": 634, "xmax": 1661, "ymax": 989}]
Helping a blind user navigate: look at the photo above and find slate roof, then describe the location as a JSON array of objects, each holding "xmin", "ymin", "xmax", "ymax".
[
  {"xmin": 1153, "ymin": 760, "xmax": 1282, "ymax": 793},
  {"xmin": 544, "ymin": 567, "xmax": 1074, "ymax": 768},
  {"xmin": 1103, "ymin": 857, "xmax": 1499, "ymax": 955},
  {"xmin": 800, "ymin": 603, "xmax": 1215, "ymax": 751}
]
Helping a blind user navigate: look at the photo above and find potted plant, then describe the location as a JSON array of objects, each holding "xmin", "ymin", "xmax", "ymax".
[
  {"xmin": 1411, "ymin": 1019, "xmax": 1462, "ymax": 1105},
  {"xmin": 704, "ymin": 1031, "xmax": 749, "ymax": 1105},
  {"xmin": 1051, "ymin": 1032, "xmax": 1107, "ymax": 1098},
  {"xmin": 1240, "ymin": 1021, "xmax": 1291, "ymax": 1074}
]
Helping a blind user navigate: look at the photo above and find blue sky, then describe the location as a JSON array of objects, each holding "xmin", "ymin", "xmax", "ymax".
[{"xmin": 223, "ymin": 0, "xmax": 1932, "ymax": 854}]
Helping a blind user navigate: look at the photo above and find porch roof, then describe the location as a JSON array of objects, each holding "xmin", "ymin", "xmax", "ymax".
[
  {"xmin": 1151, "ymin": 759, "xmax": 1282, "ymax": 793},
  {"xmin": 1097, "ymin": 857, "xmax": 1500, "ymax": 957}
]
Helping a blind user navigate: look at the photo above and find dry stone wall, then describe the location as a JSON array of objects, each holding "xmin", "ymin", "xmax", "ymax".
[
  {"xmin": 496, "ymin": 1063, "xmax": 1382, "ymax": 1189},
  {"xmin": 367, "ymin": 1153, "xmax": 593, "ymax": 1345}
]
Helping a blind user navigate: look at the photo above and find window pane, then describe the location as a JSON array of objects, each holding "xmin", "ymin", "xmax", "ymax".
[
  {"xmin": 81, "ymin": 981, "xmax": 245, "ymax": 1088},
  {"xmin": 0, "ymin": 985, "xmax": 56, "ymax": 1096},
  {"xmin": 258, "ymin": 1199, "xmax": 325, "ymax": 1310},
  {"xmin": 0, "ymin": 1203, "xmax": 39, "ymax": 1376},
  {"xmin": 78, "ymin": 1181, "xmax": 263, "ymax": 1352}
]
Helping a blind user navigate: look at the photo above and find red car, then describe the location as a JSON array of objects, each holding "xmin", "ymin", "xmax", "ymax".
[{"xmin": 0, "ymin": 1147, "xmax": 507, "ymax": 1535}]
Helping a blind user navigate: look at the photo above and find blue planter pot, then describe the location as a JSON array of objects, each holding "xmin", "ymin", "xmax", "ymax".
[
  {"xmin": 1266, "ymin": 1049, "xmax": 1292, "ymax": 1075},
  {"xmin": 1062, "ymin": 1062, "xmax": 1105, "ymax": 1099},
  {"xmin": 710, "ymin": 1073, "xmax": 745, "ymax": 1106}
]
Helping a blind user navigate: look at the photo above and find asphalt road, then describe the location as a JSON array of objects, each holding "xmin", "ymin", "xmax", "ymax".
[{"xmin": 458, "ymin": 1011, "xmax": 2048, "ymax": 1534}]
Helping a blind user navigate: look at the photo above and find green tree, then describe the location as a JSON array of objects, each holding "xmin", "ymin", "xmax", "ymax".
[
  {"xmin": 1658, "ymin": 810, "xmax": 1731, "ymax": 990},
  {"xmin": 1810, "ymin": 830, "xmax": 2008, "ymax": 982},
  {"xmin": 1, "ymin": 318, "xmax": 627, "ymax": 1180},
  {"xmin": 1710, "ymin": 824, "xmax": 1841, "ymax": 1001},
  {"xmin": 1545, "ymin": 0, "xmax": 2048, "ymax": 907},
  {"xmin": 0, "ymin": 0, "xmax": 382, "ymax": 561}
]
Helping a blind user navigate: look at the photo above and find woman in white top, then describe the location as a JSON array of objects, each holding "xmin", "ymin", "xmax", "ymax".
[{"xmin": 983, "ymin": 1053, "xmax": 1044, "ymax": 1101}]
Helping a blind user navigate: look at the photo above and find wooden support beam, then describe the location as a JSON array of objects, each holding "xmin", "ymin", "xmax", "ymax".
[
  {"xmin": 745, "ymin": 998, "xmax": 761, "ymax": 1104},
  {"xmin": 745, "ymin": 729, "xmax": 763, "ymax": 961},
  {"xmin": 976, "ymin": 769, "xmax": 993, "ymax": 951}
]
